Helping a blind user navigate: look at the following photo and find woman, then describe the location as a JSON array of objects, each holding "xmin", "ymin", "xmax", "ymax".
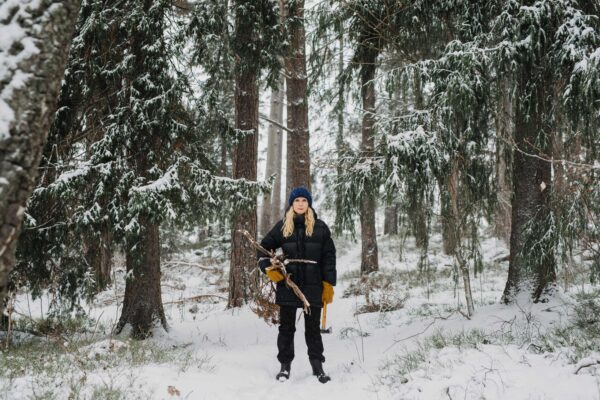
[{"xmin": 258, "ymin": 187, "xmax": 336, "ymax": 383}]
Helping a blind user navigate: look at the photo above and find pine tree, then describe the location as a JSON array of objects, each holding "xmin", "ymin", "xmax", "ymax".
[
  {"xmin": 282, "ymin": 0, "xmax": 311, "ymax": 193},
  {"xmin": 14, "ymin": 0, "xmax": 273, "ymax": 333},
  {"xmin": 226, "ymin": 0, "xmax": 283, "ymax": 308}
]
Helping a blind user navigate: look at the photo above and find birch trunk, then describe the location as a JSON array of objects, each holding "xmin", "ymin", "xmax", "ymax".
[{"xmin": 0, "ymin": 0, "xmax": 81, "ymax": 314}]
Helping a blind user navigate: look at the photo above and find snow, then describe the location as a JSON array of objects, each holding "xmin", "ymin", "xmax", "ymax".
[
  {"xmin": 0, "ymin": 0, "xmax": 42, "ymax": 140},
  {"xmin": 4, "ymin": 232, "xmax": 599, "ymax": 399}
]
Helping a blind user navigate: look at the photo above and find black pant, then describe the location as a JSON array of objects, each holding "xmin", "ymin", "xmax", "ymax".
[{"xmin": 277, "ymin": 305, "xmax": 325, "ymax": 364}]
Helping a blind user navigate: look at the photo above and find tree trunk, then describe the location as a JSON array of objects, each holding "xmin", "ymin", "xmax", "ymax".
[
  {"xmin": 440, "ymin": 190, "xmax": 456, "ymax": 255},
  {"xmin": 0, "ymin": 0, "xmax": 81, "ymax": 314},
  {"xmin": 228, "ymin": 1, "xmax": 260, "ymax": 307},
  {"xmin": 447, "ymin": 159, "xmax": 474, "ymax": 315},
  {"xmin": 270, "ymin": 75, "xmax": 285, "ymax": 226},
  {"xmin": 117, "ymin": 220, "xmax": 166, "ymax": 338},
  {"xmin": 116, "ymin": 0, "xmax": 169, "ymax": 336},
  {"xmin": 411, "ymin": 72, "xmax": 434, "ymax": 252},
  {"xmin": 494, "ymin": 77, "xmax": 513, "ymax": 244},
  {"xmin": 442, "ymin": 162, "xmax": 460, "ymax": 255},
  {"xmin": 384, "ymin": 204, "xmax": 398, "ymax": 235},
  {"xmin": 359, "ymin": 54, "xmax": 379, "ymax": 275},
  {"xmin": 282, "ymin": 0, "xmax": 311, "ymax": 194},
  {"xmin": 85, "ymin": 230, "xmax": 113, "ymax": 291},
  {"xmin": 335, "ymin": 33, "xmax": 347, "ymax": 221},
  {"xmin": 228, "ymin": 72, "xmax": 259, "ymax": 307},
  {"xmin": 502, "ymin": 67, "xmax": 556, "ymax": 303},
  {"xmin": 260, "ymin": 75, "xmax": 285, "ymax": 235},
  {"xmin": 384, "ymin": 84, "xmax": 399, "ymax": 236}
]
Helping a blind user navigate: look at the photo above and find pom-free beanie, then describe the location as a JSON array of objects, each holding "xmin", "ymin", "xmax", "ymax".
[{"xmin": 288, "ymin": 187, "xmax": 313, "ymax": 207}]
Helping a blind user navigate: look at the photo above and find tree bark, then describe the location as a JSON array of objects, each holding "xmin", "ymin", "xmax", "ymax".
[
  {"xmin": 384, "ymin": 204, "xmax": 398, "ymax": 235},
  {"xmin": 502, "ymin": 66, "xmax": 556, "ymax": 303},
  {"xmin": 271, "ymin": 92, "xmax": 284, "ymax": 225},
  {"xmin": 447, "ymin": 159, "xmax": 474, "ymax": 315},
  {"xmin": 494, "ymin": 77, "xmax": 513, "ymax": 244},
  {"xmin": 117, "ymin": 220, "xmax": 166, "ymax": 338},
  {"xmin": 282, "ymin": 0, "xmax": 311, "ymax": 194},
  {"xmin": 442, "ymin": 161, "xmax": 459, "ymax": 255},
  {"xmin": 335, "ymin": 33, "xmax": 348, "ymax": 222},
  {"xmin": 116, "ymin": 0, "xmax": 168, "ymax": 336},
  {"xmin": 228, "ymin": 1, "xmax": 260, "ymax": 307},
  {"xmin": 384, "ymin": 83, "xmax": 399, "ymax": 236},
  {"xmin": 0, "ymin": 0, "xmax": 81, "ymax": 314},
  {"xmin": 260, "ymin": 75, "xmax": 285, "ymax": 235},
  {"xmin": 440, "ymin": 190, "xmax": 456, "ymax": 255},
  {"xmin": 85, "ymin": 230, "xmax": 113, "ymax": 291},
  {"xmin": 359, "ymin": 52, "xmax": 379, "ymax": 275}
]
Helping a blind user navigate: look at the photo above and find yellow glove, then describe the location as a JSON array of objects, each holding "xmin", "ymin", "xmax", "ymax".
[
  {"xmin": 322, "ymin": 281, "xmax": 334, "ymax": 305},
  {"xmin": 265, "ymin": 266, "xmax": 284, "ymax": 283}
]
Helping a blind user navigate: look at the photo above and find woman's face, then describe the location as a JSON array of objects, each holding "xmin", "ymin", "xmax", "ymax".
[{"xmin": 292, "ymin": 197, "xmax": 309, "ymax": 215}]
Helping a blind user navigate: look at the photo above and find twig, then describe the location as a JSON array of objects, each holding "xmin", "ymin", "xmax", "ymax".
[
  {"xmin": 445, "ymin": 387, "xmax": 453, "ymax": 400},
  {"xmin": 4, "ymin": 293, "xmax": 15, "ymax": 350},
  {"xmin": 163, "ymin": 261, "xmax": 217, "ymax": 271},
  {"xmin": 575, "ymin": 360, "xmax": 600, "ymax": 374},
  {"xmin": 163, "ymin": 294, "xmax": 227, "ymax": 305},
  {"xmin": 384, "ymin": 311, "xmax": 457, "ymax": 353},
  {"xmin": 89, "ymin": 310, "xmax": 104, "ymax": 343}
]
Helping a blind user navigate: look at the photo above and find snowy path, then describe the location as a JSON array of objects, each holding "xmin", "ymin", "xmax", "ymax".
[
  {"xmin": 127, "ymin": 238, "xmax": 598, "ymax": 400},
  {"xmin": 6, "ymin": 236, "xmax": 600, "ymax": 399}
]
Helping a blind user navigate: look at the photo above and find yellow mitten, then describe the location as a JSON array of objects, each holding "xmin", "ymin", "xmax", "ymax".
[
  {"xmin": 265, "ymin": 266, "xmax": 284, "ymax": 283},
  {"xmin": 322, "ymin": 281, "xmax": 334, "ymax": 304}
]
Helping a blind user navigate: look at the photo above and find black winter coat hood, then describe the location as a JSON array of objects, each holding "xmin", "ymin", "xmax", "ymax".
[{"xmin": 258, "ymin": 209, "xmax": 336, "ymax": 308}]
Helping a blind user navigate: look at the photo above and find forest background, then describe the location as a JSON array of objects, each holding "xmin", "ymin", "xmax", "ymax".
[{"xmin": 0, "ymin": 0, "xmax": 598, "ymax": 399}]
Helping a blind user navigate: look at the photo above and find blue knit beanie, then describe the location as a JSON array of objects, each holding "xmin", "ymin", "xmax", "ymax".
[{"xmin": 288, "ymin": 187, "xmax": 313, "ymax": 207}]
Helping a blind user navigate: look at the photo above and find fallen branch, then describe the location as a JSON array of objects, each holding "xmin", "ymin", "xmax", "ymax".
[
  {"xmin": 163, "ymin": 261, "xmax": 217, "ymax": 271},
  {"xmin": 163, "ymin": 294, "xmax": 227, "ymax": 305},
  {"xmin": 575, "ymin": 359, "xmax": 600, "ymax": 374},
  {"xmin": 384, "ymin": 311, "xmax": 458, "ymax": 353}
]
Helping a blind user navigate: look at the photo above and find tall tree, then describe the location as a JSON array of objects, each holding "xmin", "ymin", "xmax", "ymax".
[
  {"xmin": 493, "ymin": 77, "xmax": 514, "ymax": 244},
  {"xmin": 0, "ymin": 0, "xmax": 80, "ymax": 315},
  {"xmin": 12, "ymin": 0, "xmax": 270, "ymax": 333},
  {"xmin": 227, "ymin": 0, "xmax": 282, "ymax": 308},
  {"xmin": 353, "ymin": 2, "xmax": 384, "ymax": 274},
  {"xmin": 260, "ymin": 76, "xmax": 285, "ymax": 237},
  {"xmin": 282, "ymin": 0, "xmax": 311, "ymax": 193},
  {"xmin": 228, "ymin": 1, "xmax": 260, "ymax": 307},
  {"xmin": 500, "ymin": 0, "xmax": 600, "ymax": 302}
]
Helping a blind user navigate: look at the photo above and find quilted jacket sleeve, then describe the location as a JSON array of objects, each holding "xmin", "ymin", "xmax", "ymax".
[
  {"xmin": 321, "ymin": 223, "xmax": 337, "ymax": 286},
  {"xmin": 257, "ymin": 222, "xmax": 282, "ymax": 273}
]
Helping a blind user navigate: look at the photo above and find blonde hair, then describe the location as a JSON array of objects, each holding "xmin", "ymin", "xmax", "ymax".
[{"xmin": 282, "ymin": 207, "xmax": 315, "ymax": 238}]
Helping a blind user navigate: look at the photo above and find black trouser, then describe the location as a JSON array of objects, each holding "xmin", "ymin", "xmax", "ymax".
[{"xmin": 277, "ymin": 305, "xmax": 324, "ymax": 364}]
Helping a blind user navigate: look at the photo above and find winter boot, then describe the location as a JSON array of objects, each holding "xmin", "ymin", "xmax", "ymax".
[
  {"xmin": 276, "ymin": 362, "xmax": 291, "ymax": 381},
  {"xmin": 309, "ymin": 359, "xmax": 331, "ymax": 383}
]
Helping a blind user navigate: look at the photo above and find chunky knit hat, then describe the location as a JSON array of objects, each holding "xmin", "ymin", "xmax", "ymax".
[{"xmin": 288, "ymin": 187, "xmax": 312, "ymax": 207}]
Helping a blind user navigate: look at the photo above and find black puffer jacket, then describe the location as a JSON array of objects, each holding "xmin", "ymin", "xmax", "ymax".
[{"xmin": 258, "ymin": 211, "xmax": 336, "ymax": 308}]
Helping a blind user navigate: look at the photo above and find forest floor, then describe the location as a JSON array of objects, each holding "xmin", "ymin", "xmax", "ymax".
[{"xmin": 1, "ymin": 231, "xmax": 599, "ymax": 400}]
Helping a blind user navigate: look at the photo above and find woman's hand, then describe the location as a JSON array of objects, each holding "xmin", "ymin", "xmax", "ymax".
[{"xmin": 322, "ymin": 281, "xmax": 334, "ymax": 304}]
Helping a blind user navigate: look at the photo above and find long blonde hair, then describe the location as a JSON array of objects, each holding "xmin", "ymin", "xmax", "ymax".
[{"xmin": 282, "ymin": 207, "xmax": 315, "ymax": 238}]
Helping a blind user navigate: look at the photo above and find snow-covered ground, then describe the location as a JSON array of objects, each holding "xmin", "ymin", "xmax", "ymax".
[{"xmin": 2, "ymin": 233, "xmax": 599, "ymax": 400}]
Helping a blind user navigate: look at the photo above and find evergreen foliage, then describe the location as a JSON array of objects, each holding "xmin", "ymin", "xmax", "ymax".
[
  {"xmin": 310, "ymin": 0, "xmax": 599, "ymax": 301},
  {"xmin": 14, "ymin": 0, "xmax": 273, "ymax": 313}
]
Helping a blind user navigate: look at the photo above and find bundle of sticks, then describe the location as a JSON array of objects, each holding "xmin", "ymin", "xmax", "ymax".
[{"xmin": 240, "ymin": 229, "xmax": 313, "ymax": 315}]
